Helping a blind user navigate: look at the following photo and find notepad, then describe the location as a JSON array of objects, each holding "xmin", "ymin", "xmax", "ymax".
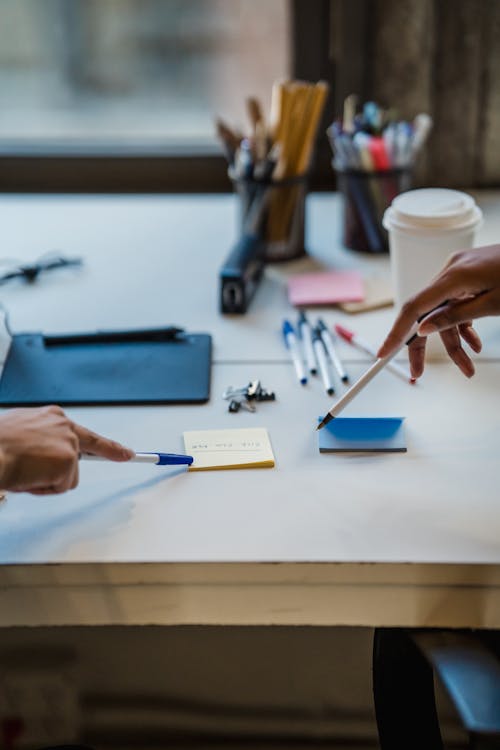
[
  {"xmin": 318, "ymin": 417, "xmax": 406, "ymax": 453},
  {"xmin": 338, "ymin": 276, "xmax": 393, "ymax": 313},
  {"xmin": 183, "ymin": 428, "xmax": 275, "ymax": 471},
  {"xmin": 288, "ymin": 270, "xmax": 364, "ymax": 307}
]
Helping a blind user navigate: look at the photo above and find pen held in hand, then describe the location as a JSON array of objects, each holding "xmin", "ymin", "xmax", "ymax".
[
  {"xmin": 316, "ymin": 322, "xmax": 420, "ymax": 431},
  {"xmin": 81, "ymin": 452, "xmax": 193, "ymax": 466}
]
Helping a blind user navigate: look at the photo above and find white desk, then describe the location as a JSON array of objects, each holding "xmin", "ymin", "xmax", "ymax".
[{"xmin": 1, "ymin": 192, "xmax": 500, "ymax": 628}]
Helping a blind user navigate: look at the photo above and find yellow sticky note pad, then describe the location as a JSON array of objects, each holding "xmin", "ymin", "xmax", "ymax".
[{"xmin": 183, "ymin": 428, "xmax": 275, "ymax": 471}]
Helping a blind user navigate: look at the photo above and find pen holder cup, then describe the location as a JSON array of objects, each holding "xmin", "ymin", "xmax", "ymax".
[
  {"xmin": 336, "ymin": 166, "xmax": 412, "ymax": 253},
  {"xmin": 232, "ymin": 174, "xmax": 307, "ymax": 262}
]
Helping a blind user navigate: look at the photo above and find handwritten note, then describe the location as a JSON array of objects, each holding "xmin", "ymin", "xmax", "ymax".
[{"xmin": 183, "ymin": 428, "xmax": 275, "ymax": 471}]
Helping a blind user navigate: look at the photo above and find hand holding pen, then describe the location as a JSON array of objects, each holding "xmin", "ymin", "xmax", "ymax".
[
  {"xmin": 0, "ymin": 406, "xmax": 135, "ymax": 495},
  {"xmin": 317, "ymin": 288, "xmax": 483, "ymax": 431},
  {"xmin": 82, "ymin": 452, "xmax": 193, "ymax": 466},
  {"xmin": 376, "ymin": 245, "xmax": 500, "ymax": 378}
]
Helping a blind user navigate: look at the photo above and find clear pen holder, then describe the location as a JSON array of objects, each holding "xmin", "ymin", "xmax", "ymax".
[
  {"xmin": 335, "ymin": 165, "xmax": 412, "ymax": 253},
  {"xmin": 231, "ymin": 172, "xmax": 307, "ymax": 262}
]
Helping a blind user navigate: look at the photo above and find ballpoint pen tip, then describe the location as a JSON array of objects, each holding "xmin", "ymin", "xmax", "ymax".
[{"xmin": 317, "ymin": 413, "xmax": 334, "ymax": 431}]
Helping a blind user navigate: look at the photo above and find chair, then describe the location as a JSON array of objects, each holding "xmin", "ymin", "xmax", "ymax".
[{"xmin": 373, "ymin": 629, "xmax": 500, "ymax": 750}]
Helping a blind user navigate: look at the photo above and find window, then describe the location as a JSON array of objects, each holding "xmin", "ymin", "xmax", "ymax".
[
  {"xmin": 0, "ymin": 0, "xmax": 290, "ymax": 149},
  {"xmin": 0, "ymin": 0, "xmax": 322, "ymax": 191}
]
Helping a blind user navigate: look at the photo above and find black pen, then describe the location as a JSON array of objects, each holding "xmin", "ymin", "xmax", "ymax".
[
  {"xmin": 298, "ymin": 311, "xmax": 317, "ymax": 375},
  {"xmin": 317, "ymin": 319, "xmax": 349, "ymax": 383},
  {"xmin": 44, "ymin": 326, "xmax": 184, "ymax": 346},
  {"xmin": 313, "ymin": 326, "xmax": 335, "ymax": 396}
]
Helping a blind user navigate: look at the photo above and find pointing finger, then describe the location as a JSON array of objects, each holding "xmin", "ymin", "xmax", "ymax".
[{"xmin": 72, "ymin": 423, "xmax": 134, "ymax": 461}]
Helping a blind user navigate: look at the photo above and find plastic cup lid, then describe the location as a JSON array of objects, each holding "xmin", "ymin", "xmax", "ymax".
[{"xmin": 383, "ymin": 188, "xmax": 483, "ymax": 233}]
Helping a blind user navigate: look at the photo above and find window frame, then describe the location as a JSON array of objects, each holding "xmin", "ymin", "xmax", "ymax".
[{"xmin": 0, "ymin": 0, "xmax": 340, "ymax": 193}]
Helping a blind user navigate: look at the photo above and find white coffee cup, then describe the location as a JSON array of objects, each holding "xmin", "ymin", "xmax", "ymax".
[{"xmin": 383, "ymin": 188, "xmax": 483, "ymax": 358}]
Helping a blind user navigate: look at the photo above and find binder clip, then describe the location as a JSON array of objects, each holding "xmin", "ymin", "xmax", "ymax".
[{"xmin": 223, "ymin": 379, "xmax": 276, "ymax": 413}]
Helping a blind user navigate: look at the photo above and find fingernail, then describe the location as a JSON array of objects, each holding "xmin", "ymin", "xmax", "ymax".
[
  {"xmin": 456, "ymin": 353, "xmax": 475, "ymax": 378},
  {"xmin": 122, "ymin": 447, "xmax": 135, "ymax": 460}
]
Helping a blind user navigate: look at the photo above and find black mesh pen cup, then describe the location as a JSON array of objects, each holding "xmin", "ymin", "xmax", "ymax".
[
  {"xmin": 336, "ymin": 166, "xmax": 412, "ymax": 253},
  {"xmin": 231, "ymin": 173, "xmax": 307, "ymax": 262}
]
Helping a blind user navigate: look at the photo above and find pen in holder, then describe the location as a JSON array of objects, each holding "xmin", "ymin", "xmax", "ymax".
[
  {"xmin": 219, "ymin": 173, "xmax": 307, "ymax": 314},
  {"xmin": 328, "ymin": 98, "xmax": 432, "ymax": 253},
  {"xmin": 336, "ymin": 166, "xmax": 412, "ymax": 253},
  {"xmin": 217, "ymin": 79, "xmax": 330, "ymax": 312},
  {"xmin": 232, "ymin": 172, "xmax": 307, "ymax": 262}
]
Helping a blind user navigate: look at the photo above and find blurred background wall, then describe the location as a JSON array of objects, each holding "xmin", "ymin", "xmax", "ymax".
[
  {"xmin": 331, "ymin": 0, "xmax": 500, "ymax": 187},
  {"xmin": 0, "ymin": 0, "xmax": 498, "ymax": 190}
]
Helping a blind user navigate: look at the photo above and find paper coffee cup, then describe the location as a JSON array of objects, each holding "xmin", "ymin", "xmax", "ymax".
[{"xmin": 383, "ymin": 188, "xmax": 483, "ymax": 358}]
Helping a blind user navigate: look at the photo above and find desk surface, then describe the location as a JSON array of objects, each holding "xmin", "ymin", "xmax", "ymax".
[
  {"xmin": 2, "ymin": 192, "xmax": 500, "ymax": 363},
  {"xmin": 1, "ymin": 191, "xmax": 500, "ymax": 629}
]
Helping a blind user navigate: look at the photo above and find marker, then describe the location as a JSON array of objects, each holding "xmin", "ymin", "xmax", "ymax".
[
  {"xmin": 353, "ymin": 131, "xmax": 375, "ymax": 171},
  {"xmin": 367, "ymin": 136, "xmax": 391, "ymax": 171},
  {"xmin": 334, "ymin": 324, "xmax": 414, "ymax": 384},
  {"xmin": 363, "ymin": 101, "xmax": 383, "ymax": 132},
  {"xmin": 342, "ymin": 93, "xmax": 358, "ymax": 134},
  {"xmin": 313, "ymin": 327, "xmax": 335, "ymax": 396},
  {"xmin": 282, "ymin": 320, "xmax": 307, "ymax": 385},
  {"xmin": 411, "ymin": 113, "xmax": 433, "ymax": 157},
  {"xmin": 317, "ymin": 322, "xmax": 420, "ymax": 431},
  {"xmin": 81, "ymin": 452, "xmax": 193, "ymax": 466},
  {"xmin": 317, "ymin": 319, "xmax": 349, "ymax": 383},
  {"xmin": 298, "ymin": 311, "xmax": 317, "ymax": 375}
]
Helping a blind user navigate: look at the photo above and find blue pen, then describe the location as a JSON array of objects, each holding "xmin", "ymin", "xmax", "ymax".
[
  {"xmin": 81, "ymin": 452, "xmax": 193, "ymax": 466},
  {"xmin": 298, "ymin": 311, "xmax": 317, "ymax": 375},
  {"xmin": 282, "ymin": 320, "xmax": 307, "ymax": 385}
]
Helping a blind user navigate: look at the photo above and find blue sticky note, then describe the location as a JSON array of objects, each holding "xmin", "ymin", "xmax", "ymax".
[{"xmin": 318, "ymin": 417, "xmax": 406, "ymax": 453}]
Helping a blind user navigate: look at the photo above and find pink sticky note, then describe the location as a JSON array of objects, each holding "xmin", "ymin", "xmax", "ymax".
[{"xmin": 288, "ymin": 270, "xmax": 365, "ymax": 307}]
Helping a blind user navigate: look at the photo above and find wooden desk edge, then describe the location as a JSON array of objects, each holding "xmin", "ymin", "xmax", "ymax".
[{"xmin": 1, "ymin": 562, "xmax": 500, "ymax": 628}]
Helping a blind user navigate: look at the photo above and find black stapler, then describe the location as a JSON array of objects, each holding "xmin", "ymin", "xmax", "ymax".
[{"xmin": 219, "ymin": 233, "xmax": 265, "ymax": 314}]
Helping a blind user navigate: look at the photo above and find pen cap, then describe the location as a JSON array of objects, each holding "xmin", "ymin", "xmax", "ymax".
[{"xmin": 383, "ymin": 188, "xmax": 483, "ymax": 359}]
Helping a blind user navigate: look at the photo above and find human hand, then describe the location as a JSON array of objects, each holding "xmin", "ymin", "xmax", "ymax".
[
  {"xmin": 0, "ymin": 405, "xmax": 134, "ymax": 494},
  {"xmin": 377, "ymin": 244, "xmax": 500, "ymax": 378}
]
